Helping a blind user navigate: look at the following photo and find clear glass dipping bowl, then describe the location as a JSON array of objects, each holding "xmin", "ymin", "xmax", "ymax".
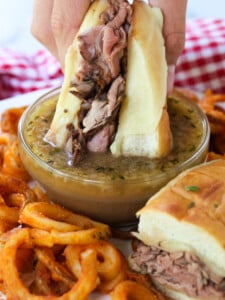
[{"xmin": 18, "ymin": 88, "xmax": 210, "ymax": 226}]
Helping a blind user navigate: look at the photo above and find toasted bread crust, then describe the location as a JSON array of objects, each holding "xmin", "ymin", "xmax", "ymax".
[{"xmin": 136, "ymin": 160, "xmax": 225, "ymax": 278}]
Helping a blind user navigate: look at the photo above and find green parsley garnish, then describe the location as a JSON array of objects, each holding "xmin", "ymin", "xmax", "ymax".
[
  {"xmin": 188, "ymin": 201, "xmax": 195, "ymax": 209},
  {"xmin": 185, "ymin": 185, "xmax": 199, "ymax": 192}
]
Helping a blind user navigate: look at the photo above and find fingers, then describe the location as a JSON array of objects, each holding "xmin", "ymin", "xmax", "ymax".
[
  {"xmin": 149, "ymin": 0, "xmax": 187, "ymax": 65},
  {"xmin": 31, "ymin": 0, "xmax": 91, "ymax": 68},
  {"xmin": 31, "ymin": 0, "xmax": 58, "ymax": 60},
  {"xmin": 51, "ymin": 0, "xmax": 91, "ymax": 66},
  {"xmin": 167, "ymin": 65, "xmax": 175, "ymax": 94},
  {"xmin": 149, "ymin": 0, "xmax": 187, "ymax": 93},
  {"xmin": 31, "ymin": 0, "xmax": 186, "ymax": 87}
]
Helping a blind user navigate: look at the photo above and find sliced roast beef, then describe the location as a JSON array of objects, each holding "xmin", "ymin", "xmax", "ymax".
[
  {"xmin": 100, "ymin": 0, "xmax": 132, "ymax": 26},
  {"xmin": 76, "ymin": 23, "xmax": 127, "ymax": 89},
  {"xmin": 82, "ymin": 75, "xmax": 125, "ymax": 133},
  {"xmin": 107, "ymin": 75, "xmax": 125, "ymax": 111},
  {"xmin": 74, "ymin": 0, "xmax": 131, "ymax": 90},
  {"xmin": 78, "ymin": 26, "xmax": 103, "ymax": 62},
  {"xmin": 107, "ymin": 1, "xmax": 130, "ymax": 28},
  {"xmin": 102, "ymin": 26, "xmax": 127, "ymax": 78},
  {"xmin": 65, "ymin": 126, "xmax": 86, "ymax": 165},
  {"xmin": 64, "ymin": 0, "xmax": 132, "ymax": 165},
  {"xmin": 83, "ymin": 99, "xmax": 108, "ymax": 132},
  {"xmin": 87, "ymin": 123, "xmax": 116, "ymax": 152},
  {"xmin": 130, "ymin": 241, "xmax": 225, "ymax": 298}
]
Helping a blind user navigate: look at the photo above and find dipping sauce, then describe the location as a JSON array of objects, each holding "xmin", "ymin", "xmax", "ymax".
[
  {"xmin": 24, "ymin": 96, "xmax": 204, "ymax": 181},
  {"xmin": 18, "ymin": 88, "xmax": 210, "ymax": 225}
]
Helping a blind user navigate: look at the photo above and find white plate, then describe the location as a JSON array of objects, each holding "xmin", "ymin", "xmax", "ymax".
[{"xmin": 0, "ymin": 88, "xmax": 53, "ymax": 115}]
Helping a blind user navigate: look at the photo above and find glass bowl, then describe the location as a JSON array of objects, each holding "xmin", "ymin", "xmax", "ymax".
[{"xmin": 18, "ymin": 87, "xmax": 210, "ymax": 226}]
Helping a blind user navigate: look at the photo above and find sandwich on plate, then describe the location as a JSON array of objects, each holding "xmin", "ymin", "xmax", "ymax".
[
  {"xmin": 129, "ymin": 159, "xmax": 225, "ymax": 300},
  {"xmin": 44, "ymin": 0, "xmax": 172, "ymax": 164}
]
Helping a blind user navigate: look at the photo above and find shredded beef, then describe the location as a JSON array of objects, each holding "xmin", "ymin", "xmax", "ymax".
[
  {"xmin": 130, "ymin": 241, "xmax": 225, "ymax": 298},
  {"xmin": 82, "ymin": 76, "xmax": 125, "ymax": 133},
  {"xmin": 65, "ymin": 126, "xmax": 86, "ymax": 165},
  {"xmin": 87, "ymin": 123, "xmax": 116, "ymax": 152},
  {"xmin": 75, "ymin": 0, "xmax": 130, "ymax": 90},
  {"xmin": 66, "ymin": 0, "xmax": 132, "ymax": 164}
]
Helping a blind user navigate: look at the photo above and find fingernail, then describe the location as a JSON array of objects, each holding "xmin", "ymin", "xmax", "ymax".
[{"xmin": 167, "ymin": 65, "xmax": 175, "ymax": 94}]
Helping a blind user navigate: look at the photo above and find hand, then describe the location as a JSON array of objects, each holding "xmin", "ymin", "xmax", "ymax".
[
  {"xmin": 31, "ymin": 0, "xmax": 187, "ymax": 92},
  {"xmin": 149, "ymin": 0, "xmax": 188, "ymax": 92},
  {"xmin": 31, "ymin": 0, "xmax": 91, "ymax": 69}
]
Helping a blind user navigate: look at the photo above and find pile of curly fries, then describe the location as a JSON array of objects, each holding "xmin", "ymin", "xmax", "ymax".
[{"xmin": 0, "ymin": 108, "xmax": 167, "ymax": 300}]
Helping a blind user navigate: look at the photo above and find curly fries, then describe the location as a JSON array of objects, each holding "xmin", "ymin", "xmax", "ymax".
[
  {"xmin": 177, "ymin": 88, "xmax": 225, "ymax": 161},
  {"xmin": 0, "ymin": 107, "xmax": 167, "ymax": 299}
]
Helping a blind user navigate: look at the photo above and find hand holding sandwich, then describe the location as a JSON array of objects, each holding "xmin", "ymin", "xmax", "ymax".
[
  {"xmin": 31, "ymin": 0, "xmax": 187, "ymax": 92},
  {"xmin": 31, "ymin": 0, "xmax": 91, "ymax": 69}
]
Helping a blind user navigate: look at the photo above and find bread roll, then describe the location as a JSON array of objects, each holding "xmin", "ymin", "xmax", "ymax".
[
  {"xmin": 110, "ymin": 1, "xmax": 172, "ymax": 158},
  {"xmin": 132, "ymin": 159, "xmax": 225, "ymax": 300},
  {"xmin": 45, "ymin": 0, "xmax": 108, "ymax": 147}
]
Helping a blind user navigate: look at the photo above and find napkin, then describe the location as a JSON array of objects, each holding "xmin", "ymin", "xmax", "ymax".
[{"xmin": 0, "ymin": 18, "xmax": 225, "ymax": 100}]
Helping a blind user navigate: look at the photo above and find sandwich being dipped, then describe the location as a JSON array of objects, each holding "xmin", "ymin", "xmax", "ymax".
[
  {"xmin": 129, "ymin": 159, "xmax": 225, "ymax": 300},
  {"xmin": 44, "ymin": 0, "xmax": 172, "ymax": 164}
]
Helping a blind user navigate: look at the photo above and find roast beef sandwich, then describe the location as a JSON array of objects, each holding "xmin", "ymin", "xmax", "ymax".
[
  {"xmin": 44, "ymin": 0, "xmax": 172, "ymax": 164},
  {"xmin": 129, "ymin": 159, "xmax": 225, "ymax": 300}
]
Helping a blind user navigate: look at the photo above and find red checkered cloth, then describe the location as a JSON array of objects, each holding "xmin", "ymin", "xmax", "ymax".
[
  {"xmin": 0, "ymin": 18, "xmax": 225, "ymax": 100},
  {"xmin": 175, "ymin": 18, "xmax": 225, "ymax": 93},
  {"xmin": 0, "ymin": 49, "xmax": 63, "ymax": 100}
]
